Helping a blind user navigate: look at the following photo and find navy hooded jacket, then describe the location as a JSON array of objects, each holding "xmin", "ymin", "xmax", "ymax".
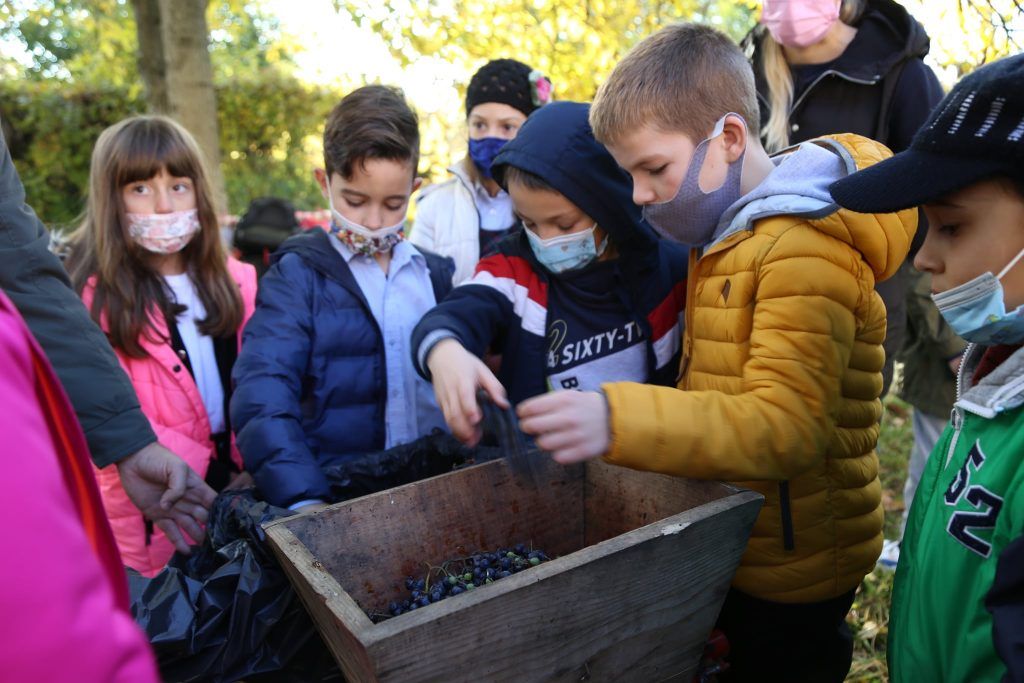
[
  {"xmin": 231, "ymin": 227, "xmax": 454, "ymax": 507},
  {"xmin": 411, "ymin": 101, "xmax": 688, "ymax": 405}
]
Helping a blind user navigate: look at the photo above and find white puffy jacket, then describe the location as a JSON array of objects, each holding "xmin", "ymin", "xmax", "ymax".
[{"xmin": 410, "ymin": 161, "xmax": 484, "ymax": 285}]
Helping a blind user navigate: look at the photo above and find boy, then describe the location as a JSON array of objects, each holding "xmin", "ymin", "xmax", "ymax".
[
  {"xmin": 830, "ymin": 54, "xmax": 1024, "ymax": 682},
  {"xmin": 231, "ymin": 86, "xmax": 453, "ymax": 511},
  {"xmin": 516, "ymin": 24, "xmax": 916, "ymax": 681},
  {"xmin": 411, "ymin": 101, "xmax": 687, "ymax": 445}
]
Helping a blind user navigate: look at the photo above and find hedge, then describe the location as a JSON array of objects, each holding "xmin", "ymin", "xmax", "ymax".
[{"xmin": 1, "ymin": 74, "xmax": 338, "ymax": 226}]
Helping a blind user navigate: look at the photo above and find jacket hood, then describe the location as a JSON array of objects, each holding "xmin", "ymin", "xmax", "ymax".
[
  {"xmin": 746, "ymin": 0, "xmax": 932, "ymax": 83},
  {"xmin": 713, "ymin": 133, "xmax": 915, "ymax": 283},
  {"xmin": 957, "ymin": 344, "xmax": 1024, "ymax": 419},
  {"xmin": 491, "ymin": 101, "xmax": 657, "ymax": 252}
]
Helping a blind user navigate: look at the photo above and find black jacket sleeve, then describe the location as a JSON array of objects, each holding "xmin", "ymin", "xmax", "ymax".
[
  {"xmin": 0, "ymin": 127, "xmax": 155, "ymax": 467},
  {"xmin": 986, "ymin": 533, "xmax": 1024, "ymax": 682}
]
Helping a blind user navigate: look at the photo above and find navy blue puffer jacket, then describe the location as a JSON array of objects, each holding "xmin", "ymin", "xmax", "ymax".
[{"xmin": 231, "ymin": 228, "xmax": 454, "ymax": 507}]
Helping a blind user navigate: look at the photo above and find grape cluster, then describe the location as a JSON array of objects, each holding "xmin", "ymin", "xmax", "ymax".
[{"xmin": 369, "ymin": 544, "xmax": 551, "ymax": 621}]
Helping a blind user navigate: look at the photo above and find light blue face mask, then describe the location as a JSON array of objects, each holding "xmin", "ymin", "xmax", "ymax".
[
  {"xmin": 933, "ymin": 247, "xmax": 1024, "ymax": 345},
  {"xmin": 525, "ymin": 224, "xmax": 607, "ymax": 274}
]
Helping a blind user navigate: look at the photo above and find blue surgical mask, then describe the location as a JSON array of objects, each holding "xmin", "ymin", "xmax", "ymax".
[
  {"xmin": 642, "ymin": 114, "xmax": 746, "ymax": 248},
  {"xmin": 468, "ymin": 137, "xmax": 508, "ymax": 179},
  {"xmin": 933, "ymin": 246, "xmax": 1024, "ymax": 345},
  {"xmin": 526, "ymin": 224, "xmax": 607, "ymax": 274}
]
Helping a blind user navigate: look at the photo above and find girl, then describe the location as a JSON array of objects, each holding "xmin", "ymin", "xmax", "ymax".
[
  {"xmin": 410, "ymin": 58, "xmax": 552, "ymax": 284},
  {"xmin": 68, "ymin": 116, "xmax": 257, "ymax": 576}
]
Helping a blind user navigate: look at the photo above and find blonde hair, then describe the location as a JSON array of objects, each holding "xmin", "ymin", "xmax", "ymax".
[
  {"xmin": 68, "ymin": 115, "xmax": 242, "ymax": 358},
  {"xmin": 590, "ymin": 23, "xmax": 760, "ymax": 145},
  {"xmin": 760, "ymin": 0, "xmax": 866, "ymax": 153}
]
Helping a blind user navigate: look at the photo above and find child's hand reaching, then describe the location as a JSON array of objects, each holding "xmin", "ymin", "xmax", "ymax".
[
  {"xmin": 427, "ymin": 338, "xmax": 509, "ymax": 446},
  {"xmin": 517, "ymin": 391, "xmax": 610, "ymax": 464}
]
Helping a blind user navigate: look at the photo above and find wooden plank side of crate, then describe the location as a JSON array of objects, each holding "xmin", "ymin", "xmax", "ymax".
[
  {"xmin": 281, "ymin": 458, "xmax": 585, "ymax": 612},
  {"xmin": 362, "ymin": 489, "xmax": 763, "ymax": 683},
  {"xmin": 264, "ymin": 523, "xmax": 379, "ymax": 682},
  {"xmin": 583, "ymin": 462, "xmax": 736, "ymax": 546}
]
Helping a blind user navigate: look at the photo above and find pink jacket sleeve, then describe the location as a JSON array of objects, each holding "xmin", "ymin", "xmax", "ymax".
[{"xmin": 0, "ymin": 304, "xmax": 158, "ymax": 682}]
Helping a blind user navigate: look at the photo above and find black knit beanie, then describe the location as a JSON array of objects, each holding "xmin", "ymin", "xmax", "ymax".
[{"xmin": 465, "ymin": 59, "xmax": 548, "ymax": 118}]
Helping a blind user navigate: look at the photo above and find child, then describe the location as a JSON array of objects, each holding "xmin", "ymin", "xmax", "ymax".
[
  {"xmin": 411, "ymin": 101, "xmax": 688, "ymax": 445},
  {"xmin": 68, "ymin": 116, "xmax": 257, "ymax": 576},
  {"xmin": 411, "ymin": 59, "xmax": 552, "ymax": 284},
  {"xmin": 231, "ymin": 85, "xmax": 453, "ymax": 511},
  {"xmin": 829, "ymin": 53, "xmax": 1024, "ymax": 683},
  {"xmin": 515, "ymin": 24, "xmax": 916, "ymax": 681}
]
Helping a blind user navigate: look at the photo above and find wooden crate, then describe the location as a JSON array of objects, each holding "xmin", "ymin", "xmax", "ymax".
[{"xmin": 264, "ymin": 457, "xmax": 762, "ymax": 683}]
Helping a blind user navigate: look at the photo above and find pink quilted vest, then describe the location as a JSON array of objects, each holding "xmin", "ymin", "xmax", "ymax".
[{"xmin": 82, "ymin": 258, "xmax": 257, "ymax": 576}]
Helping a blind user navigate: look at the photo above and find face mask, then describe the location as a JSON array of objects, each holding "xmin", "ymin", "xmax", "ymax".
[
  {"xmin": 760, "ymin": 0, "xmax": 841, "ymax": 48},
  {"xmin": 933, "ymin": 247, "xmax": 1024, "ymax": 345},
  {"xmin": 327, "ymin": 182, "xmax": 406, "ymax": 256},
  {"xmin": 642, "ymin": 114, "xmax": 746, "ymax": 248},
  {"xmin": 127, "ymin": 209, "xmax": 201, "ymax": 254},
  {"xmin": 468, "ymin": 137, "xmax": 508, "ymax": 180},
  {"xmin": 526, "ymin": 224, "xmax": 607, "ymax": 274}
]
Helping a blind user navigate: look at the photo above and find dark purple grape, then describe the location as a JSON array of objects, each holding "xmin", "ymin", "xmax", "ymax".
[{"xmin": 450, "ymin": 586, "xmax": 464, "ymax": 595}]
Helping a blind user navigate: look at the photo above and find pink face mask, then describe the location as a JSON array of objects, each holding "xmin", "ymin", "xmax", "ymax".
[
  {"xmin": 127, "ymin": 209, "xmax": 201, "ymax": 254},
  {"xmin": 761, "ymin": 0, "xmax": 841, "ymax": 48}
]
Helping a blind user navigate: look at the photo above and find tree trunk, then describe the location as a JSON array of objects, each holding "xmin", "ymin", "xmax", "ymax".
[
  {"xmin": 131, "ymin": 0, "xmax": 227, "ymax": 211},
  {"xmin": 130, "ymin": 0, "xmax": 169, "ymax": 113}
]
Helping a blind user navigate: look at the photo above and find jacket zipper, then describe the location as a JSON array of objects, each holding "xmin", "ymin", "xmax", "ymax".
[
  {"xmin": 677, "ymin": 249, "xmax": 699, "ymax": 384},
  {"xmin": 779, "ymin": 481, "xmax": 795, "ymax": 551},
  {"xmin": 789, "ymin": 70, "xmax": 881, "ymax": 118},
  {"xmin": 945, "ymin": 344, "xmax": 975, "ymax": 467}
]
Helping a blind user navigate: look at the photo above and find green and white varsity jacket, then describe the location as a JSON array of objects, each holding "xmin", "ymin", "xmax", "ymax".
[{"xmin": 890, "ymin": 343, "xmax": 1024, "ymax": 682}]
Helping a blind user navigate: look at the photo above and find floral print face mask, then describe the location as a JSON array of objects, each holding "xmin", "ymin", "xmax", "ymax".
[{"xmin": 127, "ymin": 209, "xmax": 202, "ymax": 254}]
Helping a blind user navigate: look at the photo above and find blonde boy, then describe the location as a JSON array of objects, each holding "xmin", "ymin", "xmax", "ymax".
[{"xmin": 517, "ymin": 23, "xmax": 917, "ymax": 681}]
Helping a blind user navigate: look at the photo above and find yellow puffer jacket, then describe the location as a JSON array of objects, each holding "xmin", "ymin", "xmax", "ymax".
[{"xmin": 603, "ymin": 134, "xmax": 916, "ymax": 604}]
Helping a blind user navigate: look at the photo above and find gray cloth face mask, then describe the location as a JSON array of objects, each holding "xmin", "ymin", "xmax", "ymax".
[{"xmin": 642, "ymin": 113, "xmax": 746, "ymax": 248}]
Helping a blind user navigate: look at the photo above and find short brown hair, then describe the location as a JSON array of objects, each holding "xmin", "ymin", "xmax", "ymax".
[
  {"xmin": 590, "ymin": 23, "xmax": 760, "ymax": 145},
  {"xmin": 323, "ymin": 84, "xmax": 420, "ymax": 179}
]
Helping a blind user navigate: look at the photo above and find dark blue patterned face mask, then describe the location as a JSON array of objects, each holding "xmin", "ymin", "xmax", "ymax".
[{"xmin": 468, "ymin": 137, "xmax": 509, "ymax": 179}]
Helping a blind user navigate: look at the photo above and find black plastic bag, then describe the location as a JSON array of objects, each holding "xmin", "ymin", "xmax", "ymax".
[{"xmin": 129, "ymin": 433, "xmax": 499, "ymax": 682}]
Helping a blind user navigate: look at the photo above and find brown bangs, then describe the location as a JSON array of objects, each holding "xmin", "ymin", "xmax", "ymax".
[{"xmin": 112, "ymin": 118, "xmax": 204, "ymax": 187}]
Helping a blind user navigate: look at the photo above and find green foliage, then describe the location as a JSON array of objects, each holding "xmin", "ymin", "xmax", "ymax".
[
  {"xmin": 340, "ymin": 0, "xmax": 758, "ymax": 105},
  {"xmin": 1, "ymin": 76, "xmax": 337, "ymax": 224}
]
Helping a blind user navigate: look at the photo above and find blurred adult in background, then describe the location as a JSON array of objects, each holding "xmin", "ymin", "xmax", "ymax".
[
  {"xmin": 746, "ymin": 0, "xmax": 954, "ymax": 567},
  {"xmin": 745, "ymin": 0, "xmax": 945, "ymax": 396},
  {"xmin": 411, "ymin": 58, "xmax": 552, "ymax": 284},
  {"xmin": 0, "ymin": 124, "xmax": 216, "ymax": 553}
]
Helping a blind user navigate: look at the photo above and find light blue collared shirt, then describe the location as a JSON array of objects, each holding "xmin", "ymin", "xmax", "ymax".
[{"xmin": 328, "ymin": 233, "xmax": 447, "ymax": 448}]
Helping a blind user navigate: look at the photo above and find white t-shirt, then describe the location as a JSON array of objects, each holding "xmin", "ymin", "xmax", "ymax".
[{"xmin": 163, "ymin": 273, "xmax": 225, "ymax": 433}]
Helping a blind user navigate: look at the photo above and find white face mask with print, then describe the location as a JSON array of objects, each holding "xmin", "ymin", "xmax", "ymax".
[
  {"xmin": 327, "ymin": 181, "xmax": 406, "ymax": 256},
  {"xmin": 127, "ymin": 209, "xmax": 201, "ymax": 254}
]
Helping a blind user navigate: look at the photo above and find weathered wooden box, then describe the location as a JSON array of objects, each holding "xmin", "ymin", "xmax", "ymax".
[{"xmin": 264, "ymin": 457, "xmax": 762, "ymax": 682}]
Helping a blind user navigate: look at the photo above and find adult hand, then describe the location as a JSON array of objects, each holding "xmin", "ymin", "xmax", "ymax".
[
  {"xmin": 427, "ymin": 338, "xmax": 508, "ymax": 446},
  {"xmin": 116, "ymin": 442, "xmax": 216, "ymax": 554},
  {"xmin": 517, "ymin": 390, "xmax": 610, "ymax": 464}
]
